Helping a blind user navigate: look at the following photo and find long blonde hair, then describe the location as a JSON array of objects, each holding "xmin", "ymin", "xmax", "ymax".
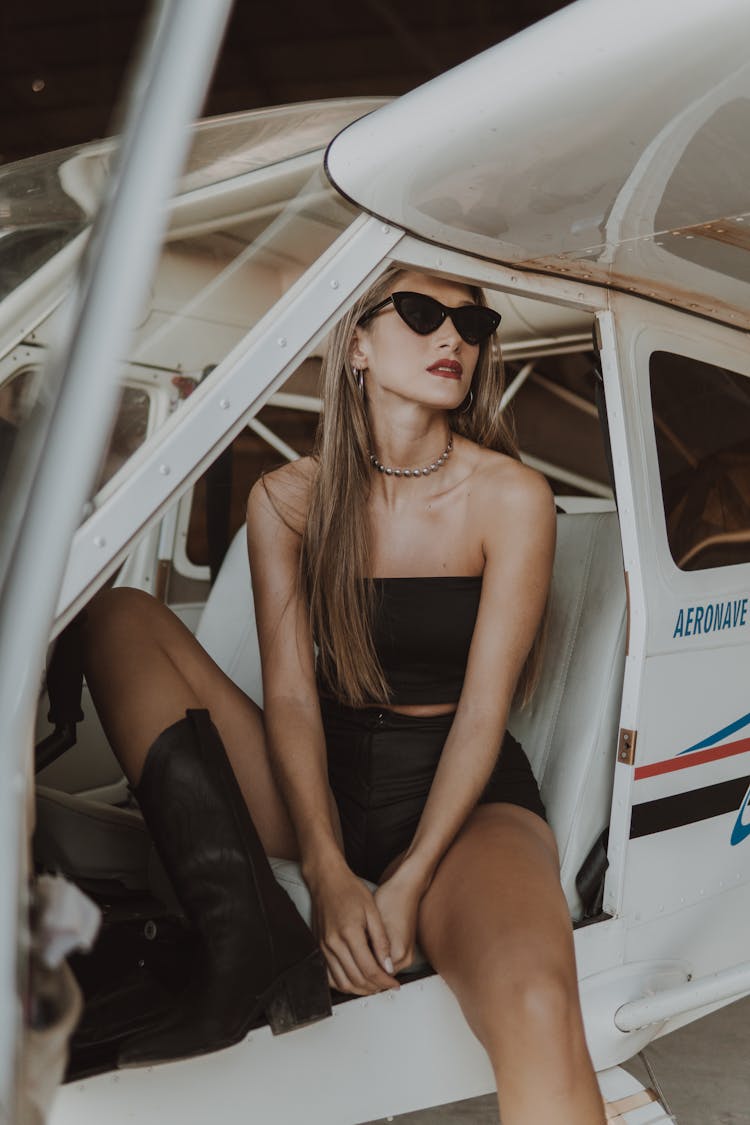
[{"xmin": 302, "ymin": 266, "xmax": 545, "ymax": 707}]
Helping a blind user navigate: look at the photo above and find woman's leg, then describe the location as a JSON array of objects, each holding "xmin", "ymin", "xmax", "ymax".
[
  {"xmin": 416, "ymin": 804, "xmax": 605, "ymax": 1125},
  {"xmin": 82, "ymin": 587, "xmax": 333, "ymax": 1062},
  {"xmin": 82, "ymin": 586, "xmax": 299, "ymax": 860}
]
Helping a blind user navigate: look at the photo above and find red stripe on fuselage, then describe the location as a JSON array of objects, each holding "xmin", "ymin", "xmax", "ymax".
[{"xmin": 634, "ymin": 737, "xmax": 750, "ymax": 780}]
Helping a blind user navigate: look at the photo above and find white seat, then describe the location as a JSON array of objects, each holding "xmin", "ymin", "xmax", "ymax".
[
  {"xmin": 196, "ymin": 529, "xmax": 264, "ymax": 706},
  {"xmin": 199, "ymin": 510, "xmax": 627, "ymax": 922},
  {"xmin": 508, "ymin": 511, "xmax": 627, "ymax": 917}
]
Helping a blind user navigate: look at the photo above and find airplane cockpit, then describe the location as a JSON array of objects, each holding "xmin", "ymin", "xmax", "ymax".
[{"xmin": 0, "ymin": 2, "xmax": 749, "ymax": 1123}]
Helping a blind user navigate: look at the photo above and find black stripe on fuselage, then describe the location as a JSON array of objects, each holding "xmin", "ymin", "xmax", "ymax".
[{"xmin": 629, "ymin": 775, "xmax": 750, "ymax": 838}]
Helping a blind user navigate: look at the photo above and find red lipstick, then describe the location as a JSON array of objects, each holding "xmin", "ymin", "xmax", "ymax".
[{"xmin": 427, "ymin": 360, "xmax": 463, "ymax": 379}]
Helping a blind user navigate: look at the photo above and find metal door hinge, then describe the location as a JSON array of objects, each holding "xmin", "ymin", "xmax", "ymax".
[{"xmin": 617, "ymin": 728, "xmax": 637, "ymax": 765}]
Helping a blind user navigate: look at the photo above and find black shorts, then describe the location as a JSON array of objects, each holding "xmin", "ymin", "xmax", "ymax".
[{"xmin": 321, "ymin": 697, "xmax": 546, "ymax": 884}]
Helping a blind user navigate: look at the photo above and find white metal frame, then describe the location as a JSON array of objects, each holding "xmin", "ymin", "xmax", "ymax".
[
  {"xmin": 0, "ymin": 3, "xmax": 233, "ymax": 1118},
  {"xmin": 596, "ymin": 307, "xmax": 647, "ymax": 920},
  {"xmin": 610, "ymin": 297, "xmax": 750, "ymax": 612},
  {"xmin": 55, "ymin": 214, "xmax": 402, "ymax": 630}
]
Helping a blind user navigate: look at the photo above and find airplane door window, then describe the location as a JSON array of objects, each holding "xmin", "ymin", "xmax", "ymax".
[{"xmin": 650, "ymin": 351, "xmax": 750, "ymax": 571}]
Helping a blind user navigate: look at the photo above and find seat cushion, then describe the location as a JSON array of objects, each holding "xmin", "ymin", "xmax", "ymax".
[
  {"xmin": 508, "ymin": 511, "xmax": 626, "ymax": 917},
  {"xmin": 35, "ymin": 785, "xmax": 151, "ymax": 891},
  {"xmin": 196, "ymin": 529, "xmax": 263, "ymax": 704}
]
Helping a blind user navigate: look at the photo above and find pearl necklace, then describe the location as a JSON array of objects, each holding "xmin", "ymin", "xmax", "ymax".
[{"xmin": 370, "ymin": 434, "xmax": 453, "ymax": 478}]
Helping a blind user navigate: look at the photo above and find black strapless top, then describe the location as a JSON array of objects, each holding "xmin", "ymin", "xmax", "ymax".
[{"xmin": 369, "ymin": 576, "xmax": 483, "ymax": 705}]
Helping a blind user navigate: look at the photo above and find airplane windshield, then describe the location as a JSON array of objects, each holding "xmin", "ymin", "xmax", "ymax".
[
  {"xmin": 0, "ymin": 155, "xmax": 87, "ymax": 303},
  {"xmin": 0, "ymin": 100, "xmax": 382, "ymax": 302},
  {"xmin": 0, "ymin": 100, "xmax": 373, "ymax": 501}
]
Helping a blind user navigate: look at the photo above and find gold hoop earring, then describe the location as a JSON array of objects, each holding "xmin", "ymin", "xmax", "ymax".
[{"xmin": 459, "ymin": 389, "xmax": 474, "ymax": 414}]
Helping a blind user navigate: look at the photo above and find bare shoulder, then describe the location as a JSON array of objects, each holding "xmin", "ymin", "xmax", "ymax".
[
  {"xmin": 468, "ymin": 444, "xmax": 553, "ymax": 518},
  {"xmin": 462, "ymin": 444, "xmax": 556, "ymax": 568},
  {"xmin": 246, "ymin": 456, "xmax": 317, "ymax": 539}
]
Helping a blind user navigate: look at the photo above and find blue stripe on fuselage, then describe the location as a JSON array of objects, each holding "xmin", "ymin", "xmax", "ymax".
[{"xmin": 679, "ymin": 711, "xmax": 750, "ymax": 755}]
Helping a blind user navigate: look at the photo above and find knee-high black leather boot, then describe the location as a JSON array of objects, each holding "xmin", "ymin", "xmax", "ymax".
[{"xmin": 118, "ymin": 709, "xmax": 331, "ymax": 1067}]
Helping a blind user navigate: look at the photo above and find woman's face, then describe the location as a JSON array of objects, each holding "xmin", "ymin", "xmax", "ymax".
[{"xmin": 351, "ymin": 272, "xmax": 481, "ymax": 412}]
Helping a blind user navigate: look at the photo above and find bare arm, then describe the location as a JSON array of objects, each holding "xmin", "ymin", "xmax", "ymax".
[
  {"xmin": 246, "ymin": 469, "xmax": 398, "ymax": 994},
  {"xmin": 246, "ymin": 473, "xmax": 340, "ymax": 872},
  {"xmin": 375, "ymin": 462, "xmax": 556, "ymax": 963}
]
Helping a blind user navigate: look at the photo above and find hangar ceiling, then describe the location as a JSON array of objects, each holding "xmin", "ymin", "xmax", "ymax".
[{"xmin": 0, "ymin": 0, "xmax": 569, "ymax": 164}]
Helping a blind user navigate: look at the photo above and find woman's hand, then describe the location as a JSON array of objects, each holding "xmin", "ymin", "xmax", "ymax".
[
  {"xmin": 307, "ymin": 858, "xmax": 400, "ymax": 995},
  {"xmin": 373, "ymin": 863, "xmax": 426, "ymax": 974}
]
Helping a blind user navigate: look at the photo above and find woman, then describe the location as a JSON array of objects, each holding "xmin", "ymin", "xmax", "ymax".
[{"xmin": 83, "ymin": 268, "xmax": 605, "ymax": 1123}]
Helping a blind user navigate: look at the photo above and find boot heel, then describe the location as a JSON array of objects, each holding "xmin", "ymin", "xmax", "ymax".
[{"xmin": 264, "ymin": 951, "xmax": 332, "ymax": 1035}]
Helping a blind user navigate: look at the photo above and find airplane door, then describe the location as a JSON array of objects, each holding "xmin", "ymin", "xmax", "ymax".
[{"xmin": 602, "ymin": 292, "xmax": 750, "ymax": 1024}]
